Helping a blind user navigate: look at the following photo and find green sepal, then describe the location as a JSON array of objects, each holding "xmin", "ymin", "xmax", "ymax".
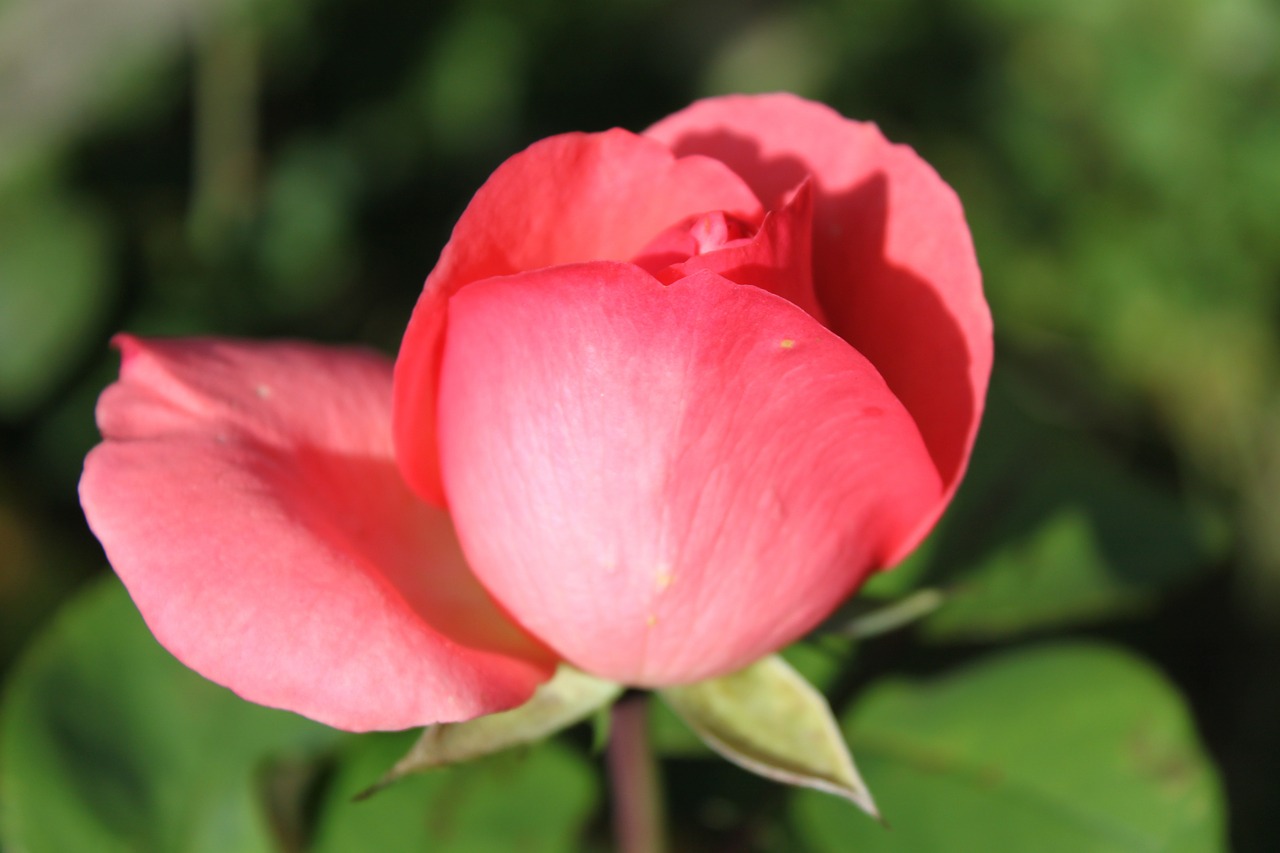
[
  {"xmin": 359, "ymin": 665, "xmax": 621, "ymax": 798},
  {"xmin": 660, "ymin": 655, "xmax": 878, "ymax": 819},
  {"xmin": 821, "ymin": 588, "xmax": 946, "ymax": 640}
]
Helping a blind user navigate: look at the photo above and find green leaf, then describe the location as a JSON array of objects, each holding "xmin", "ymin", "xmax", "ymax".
[
  {"xmin": 312, "ymin": 732, "xmax": 597, "ymax": 853},
  {"xmin": 793, "ymin": 643, "xmax": 1227, "ymax": 852},
  {"xmin": 359, "ymin": 664, "xmax": 620, "ymax": 797},
  {"xmin": 255, "ymin": 139, "xmax": 358, "ymax": 316},
  {"xmin": 0, "ymin": 577, "xmax": 342, "ymax": 853},
  {"xmin": 660, "ymin": 655, "xmax": 878, "ymax": 818},
  {"xmin": 0, "ymin": 188, "xmax": 111, "ymax": 417},
  {"xmin": 911, "ymin": 373, "xmax": 1214, "ymax": 639}
]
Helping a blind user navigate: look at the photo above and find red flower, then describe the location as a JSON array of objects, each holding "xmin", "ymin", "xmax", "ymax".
[{"xmin": 81, "ymin": 94, "xmax": 991, "ymax": 731}]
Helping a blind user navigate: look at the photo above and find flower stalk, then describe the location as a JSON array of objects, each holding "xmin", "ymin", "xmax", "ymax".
[{"xmin": 608, "ymin": 693, "xmax": 668, "ymax": 853}]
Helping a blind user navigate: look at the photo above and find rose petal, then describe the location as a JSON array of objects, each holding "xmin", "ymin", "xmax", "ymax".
[
  {"xmin": 395, "ymin": 129, "xmax": 765, "ymax": 505},
  {"xmin": 80, "ymin": 336, "xmax": 556, "ymax": 732},
  {"xmin": 435, "ymin": 262, "xmax": 942, "ymax": 685},
  {"xmin": 648, "ymin": 93, "xmax": 992, "ymax": 554},
  {"xmin": 630, "ymin": 210, "xmax": 754, "ymax": 276},
  {"xmin": 660, "ymin": 179, "xmax": 826, "ymax": 323}
]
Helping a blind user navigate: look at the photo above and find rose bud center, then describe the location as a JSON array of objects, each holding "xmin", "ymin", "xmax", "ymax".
[{"xmin": 631, "ymin": 211, "xmax": 757, "ymax": 276}]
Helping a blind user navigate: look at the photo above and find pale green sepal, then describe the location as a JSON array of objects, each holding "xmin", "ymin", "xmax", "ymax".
[
  {"xmin": 829, "ymin": 588, "xmax": 946, "ymax": 640},
  {"xmin": 358, "ymin": 665, "xmax": 621, "ymax": 799},
  {"xmin": 660, "ymin": 655, "xmax": 880, "ymax": 820}
]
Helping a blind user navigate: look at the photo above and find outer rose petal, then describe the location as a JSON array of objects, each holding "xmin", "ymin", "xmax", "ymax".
[
  {"xmin": 647, "ymin": 94, "xmax": 992, "ymax": 556},
  {"xmin": 395, "ymin": 130, "xmax": 764, "ymax": 505},
  {"xmin": 426, "ymin": 129, "xmax": 764, "ymax": 289},
  {"xmin": 434, "ymin": 263, "xmax": 943, "ymax": 685},
  {"xmin": 80, "ymin": 336, "xmax": 556, "ymax": 732}
]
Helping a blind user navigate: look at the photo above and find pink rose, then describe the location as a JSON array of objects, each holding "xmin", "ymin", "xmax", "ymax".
[{"xmin": 80, "ymin": 94, "xmax": 991, "ymax": 732}]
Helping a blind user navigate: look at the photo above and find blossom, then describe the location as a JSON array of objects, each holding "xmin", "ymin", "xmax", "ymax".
[{"xmin": 80, "ymin": 94, "xmax": 991, "ymax": 732}]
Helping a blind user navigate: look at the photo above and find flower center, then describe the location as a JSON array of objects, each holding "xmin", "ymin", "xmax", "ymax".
[
  {"xmin": 630, "ymin": 210, "xmax": 756, "ymax": 276},
  {"xmin": 687, "ymin": 211, "xmax": 754, "ymax": 255}
]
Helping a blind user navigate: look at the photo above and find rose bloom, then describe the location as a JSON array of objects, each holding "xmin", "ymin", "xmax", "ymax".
[{"xmin": 81, "ymin": 94, "xmax": 991, "ymax": 732}]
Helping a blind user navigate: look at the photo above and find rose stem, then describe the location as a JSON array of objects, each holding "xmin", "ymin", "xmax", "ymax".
[{"xmin": 608, "ymin": 692, "xmax": 669, "ymax": 853}]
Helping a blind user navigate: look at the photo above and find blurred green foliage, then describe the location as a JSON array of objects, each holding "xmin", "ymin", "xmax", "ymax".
[
  {"xmin": 1, "ymin": 0, "xmax": 1276, "ymax": 849},
  {"xmin": 794, "ymin": 643, "xmax": 1226, "ymax": 852},
  {"xmin": 1, "ymin": 580, "xmax": 342, "ymax": 852},
  {"xmin": 312, "ymin": 729, "xmax": 597, "ymax": 853}
]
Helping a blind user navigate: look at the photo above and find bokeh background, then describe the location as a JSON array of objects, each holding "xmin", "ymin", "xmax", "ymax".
[{"xmin": 1, "ymin": 0, "xmax": 1277, "ymax": 850}]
